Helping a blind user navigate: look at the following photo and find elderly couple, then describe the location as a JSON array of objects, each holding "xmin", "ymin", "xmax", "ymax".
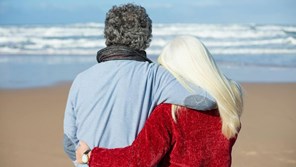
[{"xmin": 63, "ymin": 3, "xmax": 243, "ymax": 167}]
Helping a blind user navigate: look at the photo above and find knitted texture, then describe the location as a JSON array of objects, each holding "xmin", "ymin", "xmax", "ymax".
[{"xmin": 89, "ymin": 103, "xmax": 237, "ymax": 167}]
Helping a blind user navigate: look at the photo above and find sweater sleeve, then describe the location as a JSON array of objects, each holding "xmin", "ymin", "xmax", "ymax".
[
  {"xmin": 89, "ymin": 104, "xmax": 174, "ymax": 167},
  {"xmin": 63, "ymin": 76, "xmax": 80, "ymax": 161}
]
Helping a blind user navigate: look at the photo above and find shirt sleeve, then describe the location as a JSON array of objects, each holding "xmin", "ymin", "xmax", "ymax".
[
  {"xmin": 88, "ymin": 104, "xmax": 174, "ymax": 167},
  {"xmin": 63, "ymin": 76, "xmax": 80, "ymax": 161},
  {"xmin": 152, "ymin": 66, "xmax": 216, "ymax": 111}
]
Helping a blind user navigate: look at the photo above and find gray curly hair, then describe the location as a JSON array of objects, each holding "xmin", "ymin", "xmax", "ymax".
[{"xmin": 104, "ymin": 3, "xmax": 152, "ymax": 50}]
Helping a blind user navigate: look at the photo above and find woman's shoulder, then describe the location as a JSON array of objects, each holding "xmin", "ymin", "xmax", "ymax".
[
  {"xmin": 183, "ymin": 107, "xmax": 220, "ymax": 116},
  {"xmin": 155, "ymin": 103, "xmax": 172, "ymax": 109},
  {"xmin": 153, "ymin": 103, "xmax": 219, "ymax": 116},
  {"xmin": 152, "ymin": 103, "xmax": 172, "ymax": 116},
  {"xmin": 152, "ymin": 103, "xmax": 180, "ymax": 119}
]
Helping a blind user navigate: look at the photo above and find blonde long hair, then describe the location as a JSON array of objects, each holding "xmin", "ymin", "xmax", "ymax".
[{"xmin": 158, "ymin": 36, "xmax": 243, "ymax": 139}]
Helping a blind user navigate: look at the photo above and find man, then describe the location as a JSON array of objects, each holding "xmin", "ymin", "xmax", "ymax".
[{"xmin": 64, "ymin": 3, "xmax": 216, "ymax": 166}]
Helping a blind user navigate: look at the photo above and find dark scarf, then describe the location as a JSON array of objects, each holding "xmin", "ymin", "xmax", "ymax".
[{"xmin": 97, "ymin": 45, "xmax": 152, "ymax": 63}]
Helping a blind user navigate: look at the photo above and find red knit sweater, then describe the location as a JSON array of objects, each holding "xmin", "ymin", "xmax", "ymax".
[{"xmin": 89, "ymin": 103, "xmax": 237, "ymax": 167}]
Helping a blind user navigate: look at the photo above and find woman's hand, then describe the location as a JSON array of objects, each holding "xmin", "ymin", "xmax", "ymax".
[{"xmin": 76, "ymin": 141, "xmax": 91, "ymax": 164}]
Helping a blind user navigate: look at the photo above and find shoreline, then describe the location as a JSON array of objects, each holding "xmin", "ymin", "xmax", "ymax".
[
  {"xmin": 0, "ymin": 82, "xmax": 296, "ymax": 167},
  {"xmin": 1, "ymin": 54, "xmax": 296, "ymax": 90}
]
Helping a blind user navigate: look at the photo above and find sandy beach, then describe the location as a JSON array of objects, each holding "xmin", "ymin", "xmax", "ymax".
[{"xmin": 0, "ymin": 82, "xmax": 295, "ymax": 167}]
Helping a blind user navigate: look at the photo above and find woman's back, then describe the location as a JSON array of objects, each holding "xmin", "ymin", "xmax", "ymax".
[{"xmin": 159, "ymin": 104, "xmax": 237, "ymax": 167}]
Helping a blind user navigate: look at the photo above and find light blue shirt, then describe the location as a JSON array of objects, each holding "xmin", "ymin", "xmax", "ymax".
[{"xmin": 63, "ymin": 60, "xmax": 215, "ymax": 166}]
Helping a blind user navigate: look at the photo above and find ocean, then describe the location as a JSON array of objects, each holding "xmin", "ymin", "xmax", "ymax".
[{"xmin": 0, "ymin": 23, "xmax": 296, "ymax": 89}]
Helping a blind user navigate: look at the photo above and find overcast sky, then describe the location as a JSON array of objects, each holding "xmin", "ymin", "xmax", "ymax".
[{"xmin": 0, "ymin": 0, "xmax": 295, "ymax": 25}]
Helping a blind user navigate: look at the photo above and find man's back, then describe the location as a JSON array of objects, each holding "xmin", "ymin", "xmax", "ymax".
[{"xmin": 72, "ymin": 61, "xmax": 173, "ymax": 146}]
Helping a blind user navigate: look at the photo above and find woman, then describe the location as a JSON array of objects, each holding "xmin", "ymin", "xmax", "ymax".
[{"xmin": 76, "ymin": 36, "xmax": 243, "ymax": 166}]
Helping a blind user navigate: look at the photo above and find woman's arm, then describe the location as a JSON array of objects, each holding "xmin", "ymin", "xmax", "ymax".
[{"xmin": 77, "ymin": 104, "xmax": 174, "ymax": 167}]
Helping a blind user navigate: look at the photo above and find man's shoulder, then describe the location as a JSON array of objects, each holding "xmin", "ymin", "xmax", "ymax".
[
  {"xmin": 76, "ymin": 62, "xmax": 116, "ymax": 76},
  {"xmin": 74, "ymin": 64, "xmax": 97, "ymax": 77},
  {"xmin": 146, "ymin": 63, "xmax": 171, "ymax": 76},
  {"xmin": 71, "ymin": 64, "xmax": 104, "ymax": 84},
  {"xmin": 74, "ymin": 61, "xmax": 171, "ymax": 80}
]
